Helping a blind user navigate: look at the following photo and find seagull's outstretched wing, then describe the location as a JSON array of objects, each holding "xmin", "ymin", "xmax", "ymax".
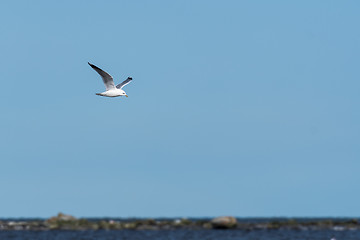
[
  {"xmin": 116, "ymin": 77, "xmax": 133, "ymax": 89},
  {"xmin": 88, "ymin": 62, "xmax": 115, "ymax": 90}
]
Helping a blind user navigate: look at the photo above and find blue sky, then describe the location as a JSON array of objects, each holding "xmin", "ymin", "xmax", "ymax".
[{"xmin": 0, "ymin": 1, "xmax": 359, "ymax": 218}]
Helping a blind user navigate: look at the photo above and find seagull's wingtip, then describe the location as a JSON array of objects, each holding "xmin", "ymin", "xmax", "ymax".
[{"xmin": 88, "ymin": 62, "xmax": 96, "ymax": 67}]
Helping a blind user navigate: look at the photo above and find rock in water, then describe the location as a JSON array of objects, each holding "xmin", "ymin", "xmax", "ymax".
[
  {"xmin": 47, "ymin": 212, "xmax": 77, "ymax": 222},
  {"xmin": 211, "ymin": 216, "xmax": 237, "ymax": 229}
]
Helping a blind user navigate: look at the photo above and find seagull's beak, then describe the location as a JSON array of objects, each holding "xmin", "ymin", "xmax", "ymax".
[{"xmin": 125, "ymin": 95, "xmax": 128, "ymax": 97}]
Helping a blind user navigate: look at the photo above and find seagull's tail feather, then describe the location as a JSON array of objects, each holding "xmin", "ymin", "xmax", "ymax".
[{"xmin": 96, "ymin": 93, "xmax": 101, "ymax": 96}]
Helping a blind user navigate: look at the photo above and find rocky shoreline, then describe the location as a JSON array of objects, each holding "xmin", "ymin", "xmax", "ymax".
[{"xmin": 0, "ymin": 213, "xmax": 359, "ymax": 231}]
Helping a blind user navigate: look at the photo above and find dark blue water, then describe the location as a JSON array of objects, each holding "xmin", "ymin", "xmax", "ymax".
[{"xmin": 0, "ymin": 229, "xmax": 359, "ymax": 240}]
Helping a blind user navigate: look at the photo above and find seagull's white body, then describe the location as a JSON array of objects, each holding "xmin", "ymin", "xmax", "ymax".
[
  {"xmin": 88, "ymin": 62, "xmax": 133, "ymax": 98},
  {"xmin": 96, "ymin": 88, "xmax": 126, "ymax": 97}
]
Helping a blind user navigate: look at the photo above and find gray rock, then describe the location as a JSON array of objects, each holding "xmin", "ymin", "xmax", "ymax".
[{"xmin": 211, "ymin": 216, "xmax": 237, "ymax": 229}]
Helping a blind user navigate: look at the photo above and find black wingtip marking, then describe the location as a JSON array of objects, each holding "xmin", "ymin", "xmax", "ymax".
[
  {"xmin": 88, "ymin": 62, "xmax": 102, "ymax": 72},
  {"xmin": 128, "ymin": 77, "xmax": 133, "ymax": 80},
  {"xmin": 88, "ymin": 62, "xmax": 98, "ymax": 68}
]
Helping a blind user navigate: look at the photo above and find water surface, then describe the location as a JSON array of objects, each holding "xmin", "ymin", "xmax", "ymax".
[{"xmin": 1, "ymin": 229, "xmax": 359, "ymax": 240}]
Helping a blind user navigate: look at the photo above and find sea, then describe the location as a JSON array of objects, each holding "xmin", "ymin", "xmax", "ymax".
[
  {"xmin": 1, "ymin": 218, "xmax": 360, "ymax": 240},
  {"xmin": 1, "ymin": 228, "xmax": 360, "ymax": 240}
]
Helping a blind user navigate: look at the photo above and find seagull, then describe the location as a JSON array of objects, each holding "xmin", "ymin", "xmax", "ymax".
[{"xmin": 88, "ymin": 62, "xmax": 133, "ymax": 97}]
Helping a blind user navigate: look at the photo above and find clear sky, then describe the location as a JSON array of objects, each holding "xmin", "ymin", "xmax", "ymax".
[{"xmin": 0, "ymin": 1, "xmax": 359, "ymax": 218}]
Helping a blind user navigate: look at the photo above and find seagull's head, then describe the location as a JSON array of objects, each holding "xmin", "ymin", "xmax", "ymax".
[{"xmin": 120, "ymin": 89, "xmax": 128, "ymax": 97}]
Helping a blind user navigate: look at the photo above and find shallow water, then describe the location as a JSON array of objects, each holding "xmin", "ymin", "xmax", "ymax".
[{"xmin": 0, "ymin": 229, "xmax": 359, "ymax": 240}]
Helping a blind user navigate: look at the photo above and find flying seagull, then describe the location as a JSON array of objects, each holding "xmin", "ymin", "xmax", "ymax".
[{"xmin": 88, "ymin": 62, "xmax": 133, "ymax": 97}]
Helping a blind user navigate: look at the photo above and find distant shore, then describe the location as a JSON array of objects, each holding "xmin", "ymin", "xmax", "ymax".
[{"xmin": 0, "ymin": 213, "xmax": 359, "ymax": 231}]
